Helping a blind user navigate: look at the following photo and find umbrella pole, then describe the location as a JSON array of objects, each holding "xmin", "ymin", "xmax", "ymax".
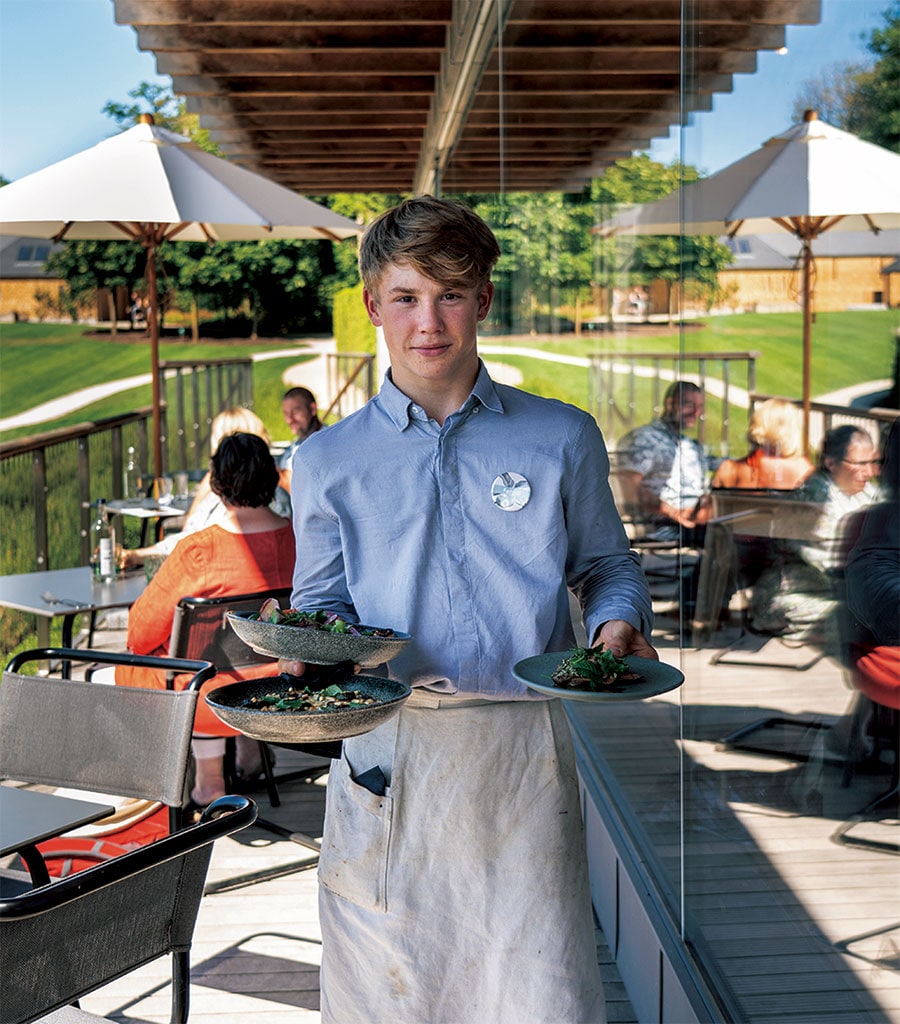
[
  {"xmin": 801, "ymin": 239, "xmax": 812, "ymax": 456},
  {"xmin": 146, "ymin": 242, "xmax": 163, "ymax": 480}
]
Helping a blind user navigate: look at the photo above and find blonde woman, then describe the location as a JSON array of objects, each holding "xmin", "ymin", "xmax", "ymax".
[
  {"xmin": 122, "ymin": 406, "xmax": 290, "ymax": 567},
  {"xmin": 712, "ymin": 398, "xmax": 813, "ymax": 490}
]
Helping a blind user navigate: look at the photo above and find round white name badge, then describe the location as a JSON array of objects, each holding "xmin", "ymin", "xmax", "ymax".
[{"xmin": 491, "ymin": 471, "xmax": 531, "ymax": 511}]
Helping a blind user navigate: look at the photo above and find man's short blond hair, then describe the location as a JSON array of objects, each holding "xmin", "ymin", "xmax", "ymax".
[{"xmin": 359, "ymin": 195, "xmax": 501, "ymax": 297}]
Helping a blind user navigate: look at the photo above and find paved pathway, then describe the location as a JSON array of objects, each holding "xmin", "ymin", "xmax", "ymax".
[
  {"xmin": 1, "ymin": 333, "xmax": 888, "ymax": 434},
  {"xmin": 0, "ymin": 342, "xmax": 333, "ymax": 433}
]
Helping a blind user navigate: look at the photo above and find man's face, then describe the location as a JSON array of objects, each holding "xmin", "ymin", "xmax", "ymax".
[
  {"xmin": 363, "ymin": 263, "xmax": 493, "ymax": 396},
  {"xmin": 666, "ymin": 392, "xmax": 704, "ymax": 431},
  {"xmin": 828, "ymin": 436, "xmax": 879, "ymax": 495},
  {"xmin": 282, "ymin": 396, "xmax": 316, "ymax": 439}
]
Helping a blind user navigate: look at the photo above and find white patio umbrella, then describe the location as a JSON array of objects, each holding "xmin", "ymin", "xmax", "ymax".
[
  {"xmin": 0, "ymin": 115, "xmax": 361, "ymax": 477},
  {"xmin": 595, "ymin": 110, "xmax": 900, "ymax": 449}
]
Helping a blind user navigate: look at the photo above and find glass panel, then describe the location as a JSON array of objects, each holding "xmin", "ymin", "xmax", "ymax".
[{"xmin": 467, "ymin": 2, "xmax": 900, "ymax": 1021}]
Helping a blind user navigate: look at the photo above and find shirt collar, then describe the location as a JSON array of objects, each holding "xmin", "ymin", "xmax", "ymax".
[{"xmin": 377, "ymin": 359, "xmax": 504, "ymax": 431}]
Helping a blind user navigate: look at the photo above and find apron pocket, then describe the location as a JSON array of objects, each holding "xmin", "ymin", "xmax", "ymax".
[{"xmin": 318, "ymin": 751, "xmax": 393, "ymax": 912}]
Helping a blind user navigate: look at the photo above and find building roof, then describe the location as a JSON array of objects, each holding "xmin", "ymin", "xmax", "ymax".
[
  {"xmin": 721, "ymin": 230, "xmax": 900, "ymax": 269},
  {"xmin": 0, "ymin": 235, "xmax": 63, "ymax": 279},
  {"xmin": 113, "ymin": 0, "xmax": 822, "ymax": 195}
]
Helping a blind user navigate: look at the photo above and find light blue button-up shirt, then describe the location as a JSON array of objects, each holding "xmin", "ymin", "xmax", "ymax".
[{"xmin": 291, "ymin": 362, "xmax": 653, "ymax": 699}]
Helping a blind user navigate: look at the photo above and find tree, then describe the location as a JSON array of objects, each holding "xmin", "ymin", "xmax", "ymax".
[
  {"xmin": 791, "ymin": 61, "xmax": 871, "ymax": 128},
  {"xmin": 588, "ymin": 155, "xmax": 732, "ymax": 324},
  {"xmin": 466, "ymin": 191, "xmax": 596, "ymax": 333},
  {"xmin": 793, "ymin": 3, "xmax": 900, "ymax": 152},
  {"xmin": 849, "ymin": 1, "xmax": 900, "ymax": 152},
  {"xmin": 103, "ymin": 82, "xmax": 221, "ymax": 155},
  {"xmin": 44, "ymin": 239, "xmax": 146, "ymax": 334}
]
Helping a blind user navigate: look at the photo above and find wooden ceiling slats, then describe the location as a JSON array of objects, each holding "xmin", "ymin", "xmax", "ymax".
[{"xmin": 114, "ymin": 0, "xmax": 822, "ymax": 194}]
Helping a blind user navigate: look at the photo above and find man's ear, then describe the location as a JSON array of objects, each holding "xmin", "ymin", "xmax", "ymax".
[
  {"xmin": 363, "ymin": 287, "xmax": 382, "ymax": 327},
  {"xmin": 477, "ymin": 281, "xmax": 494, "ymax": 322}
]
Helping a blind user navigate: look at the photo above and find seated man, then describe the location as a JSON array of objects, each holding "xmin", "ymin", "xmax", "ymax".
[
  {"xmin": 616, "ymin": 380, "xmax": 711, "ymax": 545},
  {"xmin": 278, "ymin": 386, "xmax": 323, "ymax": 475}
]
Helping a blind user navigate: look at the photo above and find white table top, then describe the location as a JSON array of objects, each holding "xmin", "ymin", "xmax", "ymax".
[
  {"xmin": 0, "ymin": 565, "xmax": 147, "ymax": 619},
  {"xmin": 106, "ymin": 497, "xmax": 191, "ymax": 520}
]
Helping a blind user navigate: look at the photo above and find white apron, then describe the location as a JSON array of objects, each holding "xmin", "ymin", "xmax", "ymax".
[{"xmin": 317, "ymin": 691, "xmax": 606, "ymax": 1024}]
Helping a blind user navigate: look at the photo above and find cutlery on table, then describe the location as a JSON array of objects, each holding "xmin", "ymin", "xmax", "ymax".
[{"xmin": 41, "ymin": 591, "xmax": 87, "ymax": 608}]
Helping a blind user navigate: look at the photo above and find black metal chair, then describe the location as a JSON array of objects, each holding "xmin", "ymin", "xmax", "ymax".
[
  {"xmin": 0, "ymin": 648, "xmax": 217, "ymax": 891},
  {"xmin": 0, "ymin": 794, "xmax": 257, "ymax": 1024},
  {"xmin": 168, "ymin": 591, "xmax": 334, "ymax": 854}
]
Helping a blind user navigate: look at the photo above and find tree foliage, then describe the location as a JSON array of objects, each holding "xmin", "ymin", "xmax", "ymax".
[
  {"xmin": 584, "ymin": 154, "xmax": 732, "ymax": 322},
  {"xmin": 793, "ymin": 3, "xmax": 900, "ymax": 152}
]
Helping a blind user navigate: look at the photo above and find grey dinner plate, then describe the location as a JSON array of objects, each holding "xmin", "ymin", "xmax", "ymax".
[
  {"xmin": 512, "ymin": 652, "xmax": 684, "ymax": 702},
  {"xmin": 226, "ymin": 610, "xmax": 411, "ymax": 667}
]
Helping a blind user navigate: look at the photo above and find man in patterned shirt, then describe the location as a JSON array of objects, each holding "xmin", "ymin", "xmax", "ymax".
[{"xmin": 616, "ymin": 380, "xmax": 711, "ymax": 545}]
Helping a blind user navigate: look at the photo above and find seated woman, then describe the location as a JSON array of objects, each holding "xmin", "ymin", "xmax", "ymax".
[
  {"xmin": 116, "ymin": 432, "xmax": 296, "ymax": 809},
  {"xmin": 122, "ymin": 406, "xmax": 290, "ymax": 569},
  {"xmin": 747, "ymin": 425, "xmax": 880, "ymax": 643},
  {"xmin": 711, "ymin": 398, "xmax": 813, "ymax": 490}
]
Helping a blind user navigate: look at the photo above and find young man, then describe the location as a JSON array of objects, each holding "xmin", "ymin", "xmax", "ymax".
[{"xmin": 288, "ymin": 196, "xmax": 655, "ymax": 1023}]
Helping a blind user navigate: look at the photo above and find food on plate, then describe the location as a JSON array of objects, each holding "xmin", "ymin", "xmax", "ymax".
[
  {"xmin": 243, "ymin": 680, "xmax": 379, "ymax": 713},
  {"xmin": 253, "ymin": 599, "xmax": 397, "ymax": 637},
  {"xmin": 549, "ymin": 644, "xmax": 643, "ymax": 692}
]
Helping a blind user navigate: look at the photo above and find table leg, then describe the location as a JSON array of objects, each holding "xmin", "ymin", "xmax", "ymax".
[{"xmin": 60, "ymin": 614, "xmax": 76, "ymax": 678}]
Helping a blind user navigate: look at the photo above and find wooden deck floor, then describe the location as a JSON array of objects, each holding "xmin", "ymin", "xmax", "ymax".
[{"xmin": 569, "ymin": 607, "xmax": 900, "ymax": 1024}]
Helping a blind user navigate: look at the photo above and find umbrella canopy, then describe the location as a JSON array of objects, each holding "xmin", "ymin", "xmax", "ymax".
[
  {"xmin": 0, "ymin": 116, "xmax": 361, "ymax": 476},
  {"xmin": 595, "ymin": 110, "xmax": 900, "ymax": 449}
]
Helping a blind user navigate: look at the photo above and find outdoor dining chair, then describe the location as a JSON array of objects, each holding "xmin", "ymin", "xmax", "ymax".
[
  {"xmin": 0, "ymin": 648, "xmax": 216, "ymax": 889},
  {"xmin": 169, "ymin": 590, "xmax": 331, "ymax": 854},
  {"xmin": 0, "ymin": 793, "xmax": 257, "ymax": 1024}
]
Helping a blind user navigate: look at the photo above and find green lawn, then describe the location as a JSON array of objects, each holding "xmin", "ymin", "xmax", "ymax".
[
  {"xmin": 1, "ymin": 310, "xmax": 897, "ymax": 443},
  {"xmin": 482, "ymin": 309, "xmax": 898, "ymax": 410},
  {"xmin": 0, "ymin": 323, "xmax": 317, "ymax": 444}
]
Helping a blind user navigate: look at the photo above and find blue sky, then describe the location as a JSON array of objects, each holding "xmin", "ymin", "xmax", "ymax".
[{"xmin": 0, "ymin": 0, "xmax": 888, "ymax": 184}]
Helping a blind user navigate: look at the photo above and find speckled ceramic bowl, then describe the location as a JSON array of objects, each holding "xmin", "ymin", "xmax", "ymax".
[
  {"xmin": 225, "ymin": 611, "xmax": 412, "ymax": 667},
  {"xmin": 205, "ymin": 674, "xmax": 411, "ymax": 743}
]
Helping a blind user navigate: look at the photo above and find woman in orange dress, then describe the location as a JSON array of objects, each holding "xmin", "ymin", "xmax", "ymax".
[
  {"xmin": 712, "ymin": 397, "xmax": 813, "ymax": 490},
  {"xmin": 117, "ymin": 432, "xmax": 296, "ymax": 807}
]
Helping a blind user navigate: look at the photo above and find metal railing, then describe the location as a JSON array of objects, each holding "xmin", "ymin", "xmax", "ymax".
[
  {"xmin": 159, "ymin": 356, "xmax": 253, "ymax": 472},
  {"xmin": 0, "ymin": 353, "xmax": 377, "ymax": 578},
  {"xmin": 0, "ymin": 357, "xmax": 253, "ymax": 576},
  {"xmin": 323, "ymin": 352, "xmax": 375, "ymax": 422},
  {"xmin": 589, "ymin": 350, "xmax": 759, "ymax": 455}
]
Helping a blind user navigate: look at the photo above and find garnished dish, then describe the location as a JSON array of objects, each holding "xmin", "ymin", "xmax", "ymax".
[
  {"xmin": 244, "ymin": 681, "xmax": 379, "ymax": 713},
  {"xmin": 252, "ymin": 600, "xmax": 398, "ymax": 638},
  {"xmin": 205, "ymin": 673, "xmax": 412, "ymax": 743},
  {"xmin": 226, "ymin": 599, "xmax": 412, "ymax": 666},
  {"xmin": 549, "ymin": 644, "xmax": 643, "ymax": 693},
  {"xmin": 512, "ymin": 649, "xmax": 684, "ymax": 703}
]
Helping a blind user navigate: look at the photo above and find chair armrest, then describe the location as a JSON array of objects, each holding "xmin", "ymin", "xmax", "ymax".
[{"xmin": 4, "ymin": 648, "xmax": 216, "ymax": 693}]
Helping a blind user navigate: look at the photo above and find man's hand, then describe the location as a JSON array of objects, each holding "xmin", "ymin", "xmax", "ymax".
[{"xmin": 594, "ymin": 619, "xmax": 658, "ymax": 661}]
